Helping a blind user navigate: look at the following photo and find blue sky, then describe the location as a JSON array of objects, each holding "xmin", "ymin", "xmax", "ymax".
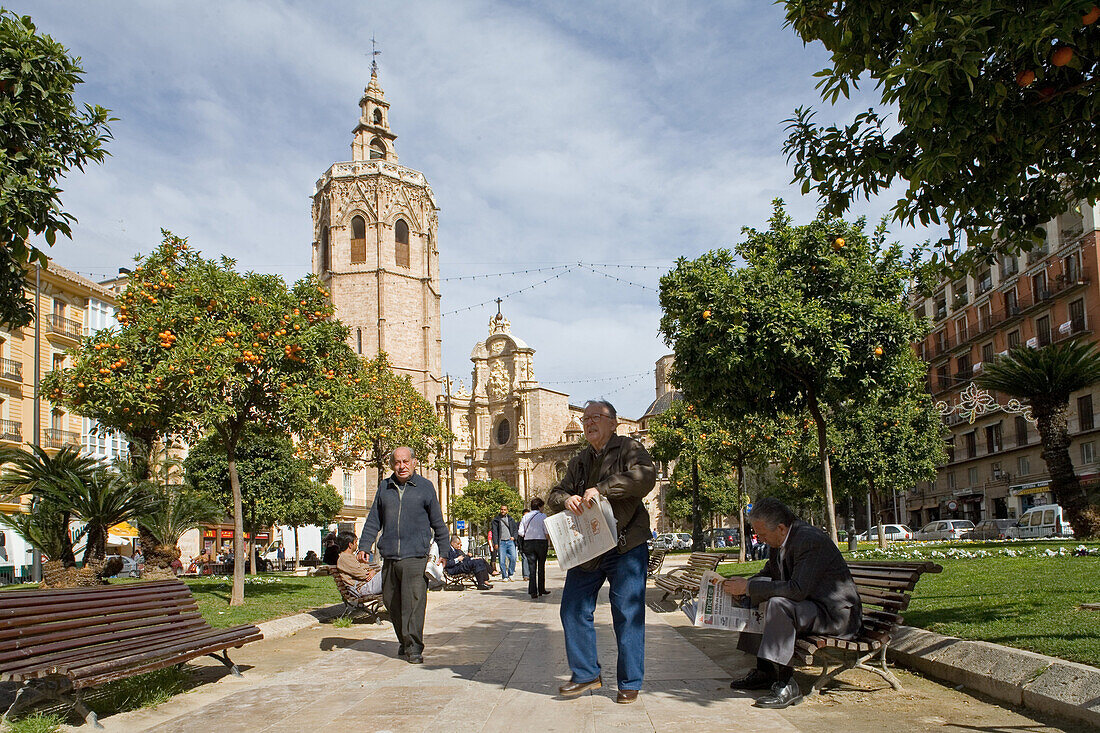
[{"xmin": 22, "ymin": 0, "xmax": 934, "ymax": 418}]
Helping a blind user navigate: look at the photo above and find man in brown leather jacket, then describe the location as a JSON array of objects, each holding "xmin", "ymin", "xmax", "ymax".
[{"xmin": 548, "ymin": 399, "xmax": 655, "ymax": 705}]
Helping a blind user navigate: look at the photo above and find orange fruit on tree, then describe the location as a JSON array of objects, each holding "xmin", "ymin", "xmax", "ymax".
[
  {"xmin": 874, "ymin": 346, "xmax": 883, "ymax": 356},
  {"xmin": 1084, "ymin": 6, "xmax": 1100, "ymax": 24},
  {"xmin": 833, "ymin": 237, "xmax": 845, "ymax": 250},
  {"xmin": 1051, "ymin": 46, "xmax": 1074, "ymax": 67},
  {"xmin": 1015, "ymin": 70, "xmax": 1035, "ymax": 87}
]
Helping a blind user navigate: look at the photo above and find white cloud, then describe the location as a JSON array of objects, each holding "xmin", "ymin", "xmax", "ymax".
[{"xmin": 26, "ymin": 0, "xmax": 938, "ymax": 417}]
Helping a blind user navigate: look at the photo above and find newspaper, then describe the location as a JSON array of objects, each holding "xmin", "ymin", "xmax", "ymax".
[
  {"xmin": 546, "ymin": 496, "xmax": 617, "ymax": 571},
  {"xmin": 689, "ymin": 570, "xmax": 767, "ymax": 633}
]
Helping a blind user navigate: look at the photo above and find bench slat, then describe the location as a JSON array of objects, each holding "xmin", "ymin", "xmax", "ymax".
[
  {"xmin": 64, "ymin": 625, "xmax": 262, "ymax": 678},
  {"xmin": 0, "ymin": 599, "xmax": 198, "ymax": 638}
]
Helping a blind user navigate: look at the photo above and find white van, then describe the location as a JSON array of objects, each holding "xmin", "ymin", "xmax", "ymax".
[{"xmin": 1007, "ymin": 504, "xmax": 1075, "ymax": 539}]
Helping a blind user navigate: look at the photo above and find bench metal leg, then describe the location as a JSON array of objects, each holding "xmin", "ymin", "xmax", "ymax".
[
  {"xmin": 810, "ymin": 646, "xmax": 903, "ymax": 693},
  {"xmin": 64, "ymin": 690, "xmax": 101, "ymax": 729},
  {"xmin": 207, "ymin": 650, "xmax": 241, "ymax": 677},
  {"xmin": 2, "ymin": 680, "xmax": 38, "ymax": 724},
  {"xmin": 855, "ymin": 645, "xmax": 903, "ymax": 691}
]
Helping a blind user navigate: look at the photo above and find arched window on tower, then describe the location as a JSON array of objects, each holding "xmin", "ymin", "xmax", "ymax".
[
  {"xmin": 370, "ymin": 137, "xmax": 386, "ymax": 160},
  {"xmin": 320, "ymin": 226, "xmax": 330, "ymax": 273},
  {"xmin": 350, "ymin": 215, "xmax": 367, "ymax": 264},
  {"xmin": 356, "ymin": 328, "xmax": 363, "ymax": 355},
  {"xmin": 373, "ymin": 108, "xmax": 383, "ymax": 125},
  {"xmin": 395, "ymin": 219, "xmax": 410, "ymax": 268}
]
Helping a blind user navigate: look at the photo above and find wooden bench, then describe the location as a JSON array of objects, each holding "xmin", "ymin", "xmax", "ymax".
[
  {"xmin": 792, "ymin": 560, "xmax": 942, "ymax": 692},
  {"xmin": 441, "ymin": 568, "xmax": 480, "ymax": 590},
  {"xmin": 647, "ymin": 549, "xmax": 667, "ymax": 578},
  {"xmin": 0, "ymin": 579, "xmax": 262, "ymax": 728},
  {"xmin": 332, "ymin": 566, "xmax": 385, "ymax": 623},
  {"xmin": 653, "ymin": 551, "xmax": 724, "ymax": 604}
]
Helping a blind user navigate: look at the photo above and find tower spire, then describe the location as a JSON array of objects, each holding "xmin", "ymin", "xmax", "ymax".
[
  {"xmin": 370, "ymin": 35, "xmax": 381, "ymax": 77},
  {"xmin": 352, "ymin": 44, "xmax": 397, "ymax": 163}
]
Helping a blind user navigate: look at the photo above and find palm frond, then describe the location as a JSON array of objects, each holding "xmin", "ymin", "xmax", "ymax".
[{"xmin": 977, "ymin": 339, "xmax": 1100, "ymax": 403}]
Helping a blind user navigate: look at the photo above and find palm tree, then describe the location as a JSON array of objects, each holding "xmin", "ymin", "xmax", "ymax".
[
  {"xmin": 977, "ymin": 340, "xmax": 1100, "ymax": 538},
  {"xmin": 136, "ymin": 488, "xmax": 222, "ymax": 555},
  {"xmin": 0, "ymin": 445, "xmax": 101, "ymax": 565},
  {"xmin": 41, "ymin": 469, "xmax": 156, "ymax": 564}
]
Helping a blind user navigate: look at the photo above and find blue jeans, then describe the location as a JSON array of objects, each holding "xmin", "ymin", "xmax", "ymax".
[
  {"xmin": 498, "ymin": 539, "xmax": 518, "ymax": 580},
  {"xmin": 559, "ymin": 542, "xmax": 648, "ymax": 690}
]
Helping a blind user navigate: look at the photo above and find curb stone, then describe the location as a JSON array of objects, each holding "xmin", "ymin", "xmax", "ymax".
[
  {"xmin": 254, "ymin": 602, "xmax": 345, "ymax": 641},
  {"xmin": 889, "ymin": 624, "xmax": 1100, "ymax": 728}
]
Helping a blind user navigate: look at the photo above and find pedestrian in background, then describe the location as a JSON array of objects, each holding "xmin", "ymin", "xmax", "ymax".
[
  {"xmin": 519, "ymin": 497, "xmax": 549, "ymax": 599},
  {"xmin": 491, "ymin": 504, "xmax": 519, "ymax": 582}
]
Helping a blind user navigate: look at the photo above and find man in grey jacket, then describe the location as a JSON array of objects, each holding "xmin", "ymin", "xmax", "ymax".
[
  {"xmin": 358, "ymin": 446, "xmax": 449, "ymax": 664},
  {"xmin": 723, "ymin": 497, "xmax": 862, "ymax": 709}
]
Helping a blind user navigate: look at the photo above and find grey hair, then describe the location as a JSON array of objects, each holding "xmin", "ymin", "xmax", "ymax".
[
  {"xmin": 584, "ymin": 399, "xmax": 617, "ymax": 419},
  {"xmin": 388, "ymin": 446, "xmax": 416, "ymax": 466},
  {"xmin": 748, "ymin": 497, "xmax": 798, "ymax": 530}
]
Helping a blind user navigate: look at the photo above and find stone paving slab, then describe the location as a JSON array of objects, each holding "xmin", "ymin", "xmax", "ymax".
[{"xmin": 63, "ymin": 563, "xmax": 1091, "ymax": 733}]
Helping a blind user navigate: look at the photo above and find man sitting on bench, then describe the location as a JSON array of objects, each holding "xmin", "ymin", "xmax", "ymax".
[
  {"xmin": 722, "ymin": 498, "xmax": 861, "ymax": 710},
  {"xmin": 334, "ymin": 530, "xmax": 382, "ymax": 597},
  {"xmin": 444, "ymin": 537, "xmax": 493, "ymax": 590}
]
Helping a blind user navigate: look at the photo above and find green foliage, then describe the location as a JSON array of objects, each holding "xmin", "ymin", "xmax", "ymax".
[
  {"xmin": 0, "ymin": 445, "xmax": 102, "ymax": 563},
  {"xmin": 449, "ymin": 479, "xmax": 523, "ymax": 535},
  {"xmin": 978, "ymin": 340, "xmax": 1100, "ymax": 537},
  {"xmin": 281, "ymin": 480, "xmax": 343, "ymax": 530},
  {"xmin": 4, "ymin": 712, "xmax": 64, "ymax": 733},
  {"xmin": 782, "ymin": 1, "xmax": 1100, "ymax": 273},
  {"xmin": 184, "ymin": 426, "xmax": 321, "ymax": 536},
  {"xmin": 0, "ymin": 10, "xmax": 112, "ymax": 330},
  {"xmin": 46, "ymin": 469, "xmax": 155, "ymax": 564},
  {"xmin": 659, "ymin": 202, "xmax": 926, "ymax": 539}
]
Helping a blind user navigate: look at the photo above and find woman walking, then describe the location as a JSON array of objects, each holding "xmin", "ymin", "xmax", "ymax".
[{"xmin": 518, "ymin": 497, "xmax": 550, "ymax": 599}]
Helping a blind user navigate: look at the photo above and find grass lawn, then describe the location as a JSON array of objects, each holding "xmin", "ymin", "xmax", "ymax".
[
  {"xmin": 182, "ymin": 574, "xmax": 341, "ymax": 628},
  {"xmin": 717, "ymin": 539, "xmax": 1100, "ymax": 667}
]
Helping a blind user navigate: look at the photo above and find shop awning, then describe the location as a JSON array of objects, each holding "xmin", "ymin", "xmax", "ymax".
[{"xmin": 108, "ymin": 522, "xmax": 140, "ymax": 538}]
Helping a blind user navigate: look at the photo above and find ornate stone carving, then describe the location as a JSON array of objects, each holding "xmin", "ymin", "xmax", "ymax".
[
  {"xmin": 489, "ymin": 312, "xmax": 510, "ymax": 335},
  {"xmin": 487, "ymin": 361, "xmax": 510, "ymax": 401}
]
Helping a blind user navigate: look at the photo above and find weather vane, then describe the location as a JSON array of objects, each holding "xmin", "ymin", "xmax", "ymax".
[{"xmin": 370, "ymin": 35, "xmax": 381, "ymax": 75}]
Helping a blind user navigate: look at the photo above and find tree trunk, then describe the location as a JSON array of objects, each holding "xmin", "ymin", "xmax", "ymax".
[
  {"xmin": 1034, "ymin": 400, "xmax": 1100, "ymax": 538},
  {"xmin": 691, "ymin": 456, "xmax": 704, "ymax": 551},
  {"xmin": 736, "ymin": 461, "xmax": 746, "ymax": 563},
  {"xmin": 806, "ymin": 395, "xmax": 839, "ymax": 544},
  {"xmin": 83, "ymin": 523, "xmax": 107, "ymax": 564},
  {"xmin": 293, "ymin": 525, "xmax": 300, "ymax": 563},
  {"xmin": 227, "ymin": 441, "xmax": 245, "ymax": 606},
  {"xmin": 871, "ymin": 480, "xmax": 886, "ymax": 549}
]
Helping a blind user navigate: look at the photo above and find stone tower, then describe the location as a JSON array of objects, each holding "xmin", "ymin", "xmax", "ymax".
[{"xmin": 311, "ymin": 69, "xmax": 442, "ymax": 404}]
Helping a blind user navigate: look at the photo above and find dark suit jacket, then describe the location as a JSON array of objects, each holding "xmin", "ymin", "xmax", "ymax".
[{"xmin": 746, "ymin": 520, "xmax": 862, "ymax": 638}]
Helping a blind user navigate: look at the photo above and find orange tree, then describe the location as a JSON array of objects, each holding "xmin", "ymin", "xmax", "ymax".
[
  {"xmin": 45, "ymin": 232, "xmax": 383, "ymax": 604},
  {"xmin": 649, "ymin": 400, "xmax": 806, "ymax": 555},
  {"xmin": 659, "ymin": 202, "xmax": 926, "ymax": 543}
]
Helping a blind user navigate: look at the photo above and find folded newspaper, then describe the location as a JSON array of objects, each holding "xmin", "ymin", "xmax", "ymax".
[
  {"xmin": 684, "ymin": 570, "xmax": 767, "ymax": 633},
  {"xmin": 545, "ymin": 496, "xmax": 617, "ymax": 570}
]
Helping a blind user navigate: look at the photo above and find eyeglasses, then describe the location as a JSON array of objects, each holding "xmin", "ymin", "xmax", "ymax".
[{"xmin": 581, "ymin": 414, "xmax": 613, "ymax": 424}]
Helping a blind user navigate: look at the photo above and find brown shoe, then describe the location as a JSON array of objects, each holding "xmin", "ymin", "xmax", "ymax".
[
  {"xmin": 559, "ymin": 676, "xmax": 602, "ymax": 697},
  {"xmin": 616, "ymin": 690, "xmax": 639, "ymax": 704}
]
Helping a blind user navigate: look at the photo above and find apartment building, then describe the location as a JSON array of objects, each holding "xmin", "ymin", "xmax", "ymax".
[
  {"xmin": 908, "ymin": 202, "xmax": 1100, "ymax": 528},
  {"xmin": 0, "ymin": 261, "xmax": 120, "ymax": 576}
]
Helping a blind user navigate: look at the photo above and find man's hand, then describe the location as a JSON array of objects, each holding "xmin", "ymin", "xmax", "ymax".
[
  {"xmin": 566, "ymin": 487, "xmax": 602, "ymax": 515},
  {"xmin": 437, "ymin": 556, "xmax": 446, "ymax": 566},
  {"xmin": 722, "ymin": 577, "xmax": 748, "ymax": 597},
  {"xmin": 356, "ymin": 550, "xmax": 368, "ymax": 563}
]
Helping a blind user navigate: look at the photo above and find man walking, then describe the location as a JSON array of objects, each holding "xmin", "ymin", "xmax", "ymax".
[
  {"xmin": 490, "ymin": 504, "xmax": 519, "ymax": 582},
  {"xmin": 359, "ymin": 447, "xmax": 449, "ymax": 664},
  {"xmin": 548, "ymin": 400, "xmax": 656, "ymax": 704},
  {"xmin": 722, "ymin": 497, "xmax": 862, "ymax": 709}
]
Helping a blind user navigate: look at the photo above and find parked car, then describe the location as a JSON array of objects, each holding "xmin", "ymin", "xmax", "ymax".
[
  {"xmin": 965, "ymin": 518, "xmax": 1017, "ymax": 540},
  {"xmin": 648, "ymin": 535, "xmax": 674, "ymax": 550},
  {"xmin": 1006, "ymin": 504, "xmax": 1075, "ymax": 539},
  {"xmin": 914, "ymin": 519, "xmax": 976, "ymax": 541},
  {"xmin": 669, "ymin": 533, "xmax": 692, "ymax": 549},
  {"xmin": 703, "ymin": 528, "xmax": 740, "ymax": 548},
  {"xmin": 104, "ymin": 555, "xmax": 140, "ymax": 578},
  {"xmin": 855, "ymin": 524, "xmax": 913, "ymax": 541}
]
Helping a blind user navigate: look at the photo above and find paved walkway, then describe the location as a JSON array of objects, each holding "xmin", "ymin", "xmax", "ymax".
[{"xmin": 85, "ymin": 562, "xmax": 1086, "ymax": 732}]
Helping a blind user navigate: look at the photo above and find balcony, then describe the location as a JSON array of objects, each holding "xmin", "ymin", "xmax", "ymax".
[
  {"xmin": 43, "ymin": 429, "xmax": 80, "ymax": 449},
  {"xmin": 1050, "ymin": 273, "xmax": 1089, "ymax": 297},
  {"xmin": 47, "ymin": 313, "xmax": 82, "ymax": 341},
  {"xmin": 1000, "ymin": 262, "xmax": 1019, "ymax": 279},
  {"xmin": 1055, "ymin": 318, "xmax": 1090, "ymax": 342},
  {"xmin": 1028, "ymin": 246, "xmax": 1050, "ymax": 265},
  {"xmin": 976, "ymin": 277, "xmax": 993, "ymax": 295},
  {"xmin": 953, "ymin": 292, "xmax": 969, "ymax": 308},
  {"xmin": 0, "ymin": 358, "xmax": 21, "ymax": 383},
  {"xmin": 0, "ymin": 419, "xmax": 22, "ymax": 443}
]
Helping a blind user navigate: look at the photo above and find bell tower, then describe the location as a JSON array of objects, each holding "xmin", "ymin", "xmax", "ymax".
[{"xmin": 311, "ymin": 68, "xmax": 442, "ymax": 404}]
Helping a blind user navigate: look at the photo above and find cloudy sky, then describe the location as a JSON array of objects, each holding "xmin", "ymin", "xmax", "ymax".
[{"xmin": 22, "ymin": 0, "xmax": 933, "ymax": 418}]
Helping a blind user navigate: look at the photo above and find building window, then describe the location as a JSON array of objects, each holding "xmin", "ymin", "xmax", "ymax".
[
  {"xmin": 1036, "ymin": 315, "xmax": 1052, "ymax": 346},
  {"xmin": 496, "ymin": 418, "xmax": 510, "ymax": 445},
  {"xmin": 356, "ymin": 328, "xmax": 362, "ymax": 355},
  {"xmin": 52, "ymin": 353, "xmax": 65, "ymax": 373},
  {"xmin": 1079, "ymin": 394, "xmax": 1094, "ymax": 431},
  {"xmin": 956, "ymin": 353, "xmax": 971, "ymax": 382},
  {"xmin": 343, "ymin": 474, "xmax": 353, "ymax": 502},
  {"xmin": 967, "ymin": 467, "xmax": 979, "ymax": 486},
  {"xmin": 350, "ymin": 215, "xmax": 367, "ymax": 264},
  {"xmin": 955, "ymin": 316, "xmax": 968, "ymax": 342},
  {"xmin": 1017, "ymin": 455, "xmax": 1031, "ymax": 476},
  {"xmin": 369, "ymin": 137, "xmax": 386, "ymax": 160},
  {"xmin": 372, "ymin": 108, "xmax": 382, "ymax": 125},
  {"xmin": 947, "ymin": 472, "xmax": 956, "ymax": 489},
  {"xmin": 936, "ymin": 363, "xmax": 949, "ymax": 390},
  {"xmin": 1070, "ymin": 298, "xmax": 1086, "ymax": 333},
  {"xmin": 1032, "ymin": 271, "xmax": 1048, "ymax": 300},
  {"xmin": 935, "ymin": 293, "xmax": 947, "ymax": 320},
  {"xmin": 985, "ymin": 422, "xmax": 1003, "ymax": 454},
  {"xmin": 953, "ymin": 280, "xmax": 968, "ymax": 308},
  {"xmin": 394, "ymin": 219, "xmax": 410, "ymax": 268},
  {"xmin": 320, "ymin": 226, "xmax": 330, "ymax": 273},
  {"xmin": 1007, "ymin": 329, "xmax": 1020, "ymax": 349},
  {"xmin": 977, "ymin": 268, "xmax": 992, "ymax": 294},
  {"xmin": 1004, "ymin": 288, "xmax": 1019, "ymax": 316},
  {"xmin": 946, "ymin": 437, "xmax": 956, "ymax": 463},
  {"xmin": 1063, "ymin": 252, "xmax": 1081, "ymax": 283},
  {"xmin": 978, "ymin": 301, "xmax": 992, "ymax": 332},
  {"xmin": 1060, "ymin": 206, "xmax": 1084, "ymax": 244},
  {"xmin": 981, "ymin": 342, "xmax": 994, "ymax": 364},
  {"xmin": 1015, "ymin": 416, "xmax": 1029, "ymax": 447},
  {"xmin": 1001, "ymin": 255, "xmax": 1019, "ymax": 279},
  {"xmin": 965, "ymin": 431, "xmax": 977, "ymax": 459},
  {"xmin": 1082, "ymin": 441, "xmax": 1096, "ymax": 464}
]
